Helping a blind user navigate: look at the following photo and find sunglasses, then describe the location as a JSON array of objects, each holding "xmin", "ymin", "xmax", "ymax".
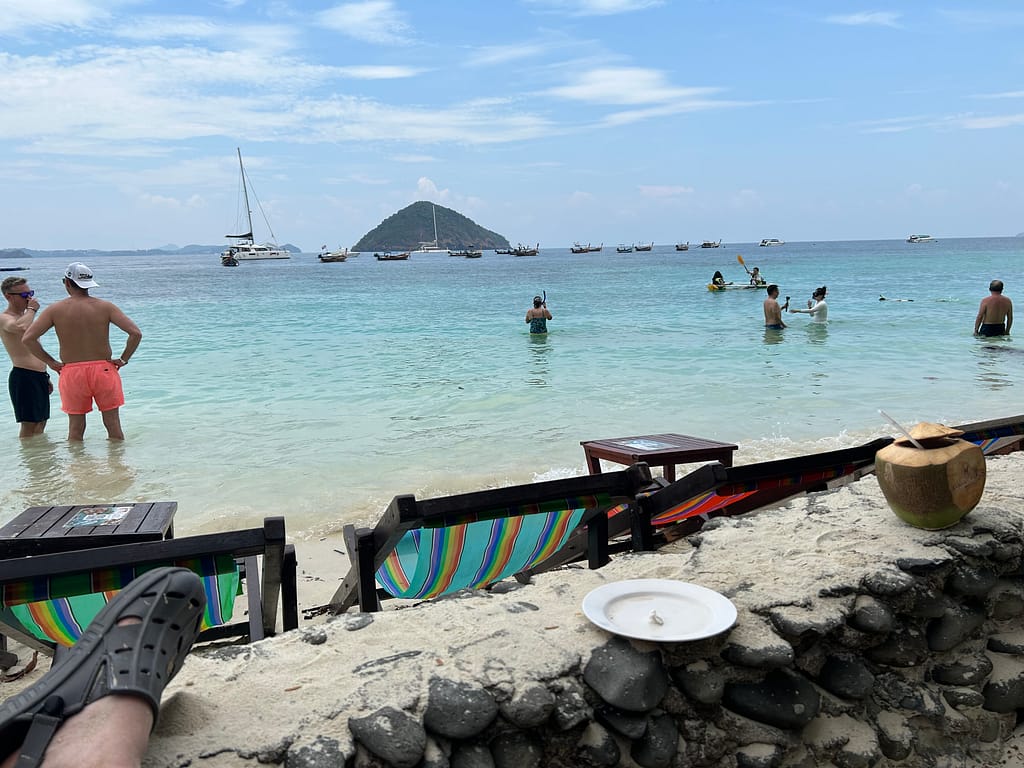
[{"xmin": 5, "ymin": 290, "xmax": 34, "ymax": 299}]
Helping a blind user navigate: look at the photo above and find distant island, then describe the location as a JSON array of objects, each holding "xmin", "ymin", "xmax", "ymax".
[
  {"xmin": 0, "ymin": 244, "xmax": 302, "ymax": 258},
  {"xmin": 352, "ymin": 201, "xmax": 509, "ymax": 252}
]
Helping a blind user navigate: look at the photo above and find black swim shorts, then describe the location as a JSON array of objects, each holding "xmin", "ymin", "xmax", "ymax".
[{"xmin": 8, "ymin": 367, "xmax": 50, "ymax": 423}]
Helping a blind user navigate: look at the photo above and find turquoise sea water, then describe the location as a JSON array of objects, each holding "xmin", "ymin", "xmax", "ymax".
[{"xmin": 3, "ymin": 237, "xmax": 1022, "ymax": 538}]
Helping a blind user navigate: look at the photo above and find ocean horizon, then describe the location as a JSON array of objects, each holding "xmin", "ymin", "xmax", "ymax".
[{"xmin": 2, "ymin": 236, "xmax": 1022, "ymax": 541}]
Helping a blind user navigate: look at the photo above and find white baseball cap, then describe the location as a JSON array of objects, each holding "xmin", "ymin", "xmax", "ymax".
[{"xmin": 65, "ymin": 262, "xmax": 99, "ymax": 289}]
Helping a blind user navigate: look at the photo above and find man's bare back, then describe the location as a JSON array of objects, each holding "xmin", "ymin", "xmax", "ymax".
[
  {"xmin": 975, "ymin": 280, "xmax": 1013, "ymax": 336},
  {"xmin": 41, "ymin": 296, "xmax": 135, "ymax": 364}
]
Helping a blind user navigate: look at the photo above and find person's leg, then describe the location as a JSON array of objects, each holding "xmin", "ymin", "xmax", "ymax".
[
  {"xmin": 0, "ymin": 568, "xmax": 205, "ymax": 768},
  {"xmin": 19, "ymin": 421, "xmax": 40, "ymax": 439},
  {"xmin": 100, "ymin": 408, "xmax": 124, "ymax": 441},
  {"xmin": 66, "ymin": 414, "xmax": 86, "ymax": 441}
]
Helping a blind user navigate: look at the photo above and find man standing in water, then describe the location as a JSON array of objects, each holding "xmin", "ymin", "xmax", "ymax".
[
  {"xmin": 763, "ymin": 284, "xmax": 789, "ymax": 329},
  {"xmin": 526, "ymin": 295, "xmax": 552, "ymax": 334},
  {"xmin": 22, "ymin": 263, "xmax": 142, "ymax": 440},
  {"xmin": 1, "ymin": 276, "xmax": 50, "ymax": 437},
  {"xmin": 974, "ymin": 280, "xmax": 1013, "ymax": 337}
]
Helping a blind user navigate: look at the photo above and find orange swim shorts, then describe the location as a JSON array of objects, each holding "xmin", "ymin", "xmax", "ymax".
[{"xmin": 58, "ymin": 360, "xmax": 125, "ymax": 414}]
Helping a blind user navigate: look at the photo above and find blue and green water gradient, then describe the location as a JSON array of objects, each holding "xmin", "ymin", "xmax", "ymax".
[{"xmin": 3, "ymin": 237, "xmax": 1021, "ymax": 538}]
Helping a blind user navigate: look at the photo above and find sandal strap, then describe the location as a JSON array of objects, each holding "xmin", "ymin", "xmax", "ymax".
[{"xmin": 15, "ymin": 696, "xmax": 63, "ymax": 768}]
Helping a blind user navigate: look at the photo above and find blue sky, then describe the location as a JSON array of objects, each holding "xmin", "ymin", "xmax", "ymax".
[{"xmin": 2, "ymin": 1, "xmax": 1023, "ymax": 250}]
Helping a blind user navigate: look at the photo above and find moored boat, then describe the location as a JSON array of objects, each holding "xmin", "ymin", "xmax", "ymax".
[
  {"xmin": 451, "ymin": 249, "xmax": 483, "ymax": 258},
  {"xmin": 907, "ymin": 234, "xmax": 935, "ymax": 243},
  {"xmin": 221, "ymin": 254, "xmax": 239, "ymax": 267},
  {"xmin": 512, "ymin": 243, "xmax": 539, "ymax": 256},
  {"xmin": 634, "ymin": 242, "xmax": 653, "ymax": 252},
  {"xmin": 616, "ymin": 245, "xmax": 633, "ymax": 253},
  {"xmin": 570, "ymin": 242, "xmax": 590, "ymax": 254},
  {"xmin": 759, "ymin": 238, "xmax": 784, "ymax": 247},
  {"xmin": 675, "ymin": 242, "xmax": 689, "ymax": 251},
  {"xmin": 410, "ymin": 204, "xmax": 450, "ymax": 255},
  {"xmin": 375, "ymin": 251, "xmax": 410, "ymax": 261},
  {"xmin": 700, "ymin": 240, "xmax": 722, "ymax": 248},
  {"xmin": 318, "ymin": 247, "xmax": 349, "ymax": 263},
  {"xmin": 222, "ymin": 148, "xmax": 290, "ymax": 261}
]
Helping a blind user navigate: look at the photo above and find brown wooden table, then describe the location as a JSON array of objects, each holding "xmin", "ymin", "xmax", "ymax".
[
  {"xmin": 0, "ymin": 502, "xmax": 177, "ymax": 558},
  {"xmin": 581, "ymin": 433, "xmax": 738, "ymax": 482}
]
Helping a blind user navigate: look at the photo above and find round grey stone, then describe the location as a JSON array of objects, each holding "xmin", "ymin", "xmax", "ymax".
[
  {"xmin": 498, "ymin": 683, "xmax": 555, "ymax": 729},
  {"xmin": 583, "ymin": 636, "xmax": 667, "ymax": 712},
  {"xmin": 932, "ymin": 653, "xmax": 993, "ymax": 686},
  {"xmin": 348, "ymin": 706, "xmax": 426, "ymax": 768},
  {"xmin": 285, "ymin": 737, "xmax": 347, "ymax": 768},
  {"xmin": 424, "ymin": 678, "xmax": 499, "ymax": 740},
  {"xmin": 847, "ymin": 595, "xmax": 894, "ymax": 634},
  {"xmin": 629, "ymin": 712, "xmax": 678, "ymax": 768},
  {"xmin": 671, "ymin": 662, "xmax": 725, "ymax": 704},
  {"xmin": 722, "ymin": 669, "xmax": 820, "ymax": 730},
  {"xmin": 817, "ymin": 655, "xmax": 875, "ymax": 700}
]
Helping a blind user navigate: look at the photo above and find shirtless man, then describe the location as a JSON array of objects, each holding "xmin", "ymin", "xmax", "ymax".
[
  {"xmin": 1, "ymin": 276, "xmax": 51, "ymax": 437},
  {"xmin": 974, "ymin": 280, "xmax": 1013, "ymax": 337},
  {"xmin": 22, "ymin": 263, "xmax": 142, "ymax": 440},
  {"xmin": 763, "ymin": 284, "xmax": 789, "ymax": 329}
]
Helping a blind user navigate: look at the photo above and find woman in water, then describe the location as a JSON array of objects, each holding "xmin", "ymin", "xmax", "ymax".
[
  {"xmin": 526, "ymin": 295, "xmax": 553, "ymax": 334},
  {"xmin": 711, "ymin": 270, "xmax": 728, "ymax": 287},
  {"xmin": 790, "ymin": 285, "xmax": 828, "ymax": 323}
]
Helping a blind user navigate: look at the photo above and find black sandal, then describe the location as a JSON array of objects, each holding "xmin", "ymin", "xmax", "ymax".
[{"xmin": 0, "ymin": 567, "xmax": 206, "ymax": 767}]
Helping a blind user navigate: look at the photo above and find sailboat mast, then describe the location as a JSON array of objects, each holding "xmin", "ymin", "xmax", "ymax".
[
  {"xmin": 238, "ymin": 148, "xmax": 254, "ymax": 243},
  {"xmin": 432, "ymin": 204, "xmax": 439, "ymax": 246}
]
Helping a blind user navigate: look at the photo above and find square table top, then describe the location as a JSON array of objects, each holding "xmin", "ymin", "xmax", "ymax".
[
  {"xmin": 581, "ymin": 433, "xmax": 738, "ymax": 460},
  {"xmin": 0, "ymin": 501, "xmax": 177, "ymax": 557}
]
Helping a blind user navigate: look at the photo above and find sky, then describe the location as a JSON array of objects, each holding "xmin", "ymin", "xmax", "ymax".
[{"xmin": 2, "ymin": 1, "xmax": 1023, "ymax": 251}]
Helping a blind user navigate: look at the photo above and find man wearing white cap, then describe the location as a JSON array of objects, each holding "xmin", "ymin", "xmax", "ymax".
[{"xmin": 22, "ymin": 262, "xmax": 142, "ymax": 440}]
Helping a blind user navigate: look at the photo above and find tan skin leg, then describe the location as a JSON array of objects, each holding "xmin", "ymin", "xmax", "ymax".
[
  {"xmin": 18, "ymin": 420, "xmax": 46, "ymax": 438},
  {"xmin": 100, "ymin": 408, "xmax": 124, "ymax": 441},
  {"xmin": 67, "ymin": 414, "xmax": 87, "ymax": 441}
]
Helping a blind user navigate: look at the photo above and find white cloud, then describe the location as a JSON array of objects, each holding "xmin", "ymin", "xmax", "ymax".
[
  {"xmin": 527, "ymin": 0, "xmax": 664, "ymax": 17},
  {"xmin": 467, "ymin": 43, "xmax": 550, "ymax": 67},
  {"xmin": 111, "ymin": 16, "xmax": 298, "ymax": 52},
  {"xmin": 0, "ymin": 0, "xmax": 105, "ymax": 33},
  {"xmin": 316, "ymin": 1, "xmax": 411, "ymax": 44},
  {"xmin": 825, "ymin": 12, "xmax": 901, "ymax": 28},
  {"xmin": 416, "ymin": 177, "xmax": 450, "ymax": 202},
  {"xmin": 972, "ymin": 90, "xmax": 1024, "ymax": 100},
  {"xmin": 955, "ymin": 113, "xmax": 1024, "ymax": 130},
  {"xmin": 393, "ymin": 154, "xmax": 438, "ymax": 163},
  {"xmin": 139, "ymin": 192, "xmax": 204, "ymax": 209},
  {"xmin": 639, "ymin": 185, "xmax": 694, "ymax": 199},
  {"xmin": 547, "ymin": 67, "xmax": 720, "ymax": 106},
  {"xmin": 336, "ymin": 65, "xmax": 424, "ymax": 79}
]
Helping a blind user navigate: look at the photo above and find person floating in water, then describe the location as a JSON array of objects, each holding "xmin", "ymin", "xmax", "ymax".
[
  {"xmin": 790, "ymin": 285, "xmax": 828, "ymax": 323},
  {"xmin": 526, "ymin": 295, "xmax": 552, "ymax": 334},
  {"xmin": 974, "ymin": 279, "xmax": 1013, "ymax": 337}
]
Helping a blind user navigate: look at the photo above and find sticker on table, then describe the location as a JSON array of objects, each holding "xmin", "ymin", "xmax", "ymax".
[
  {"xmin": 64, "ymin": 506, "xmax": 133, "ymax": 528},
  {"xmin": 613, "ymin": 439, "xmax": 675, "ymax": 451}
]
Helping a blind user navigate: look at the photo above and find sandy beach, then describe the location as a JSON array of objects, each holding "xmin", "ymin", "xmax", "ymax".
[{"xmin": 2, "ymin": 454, "xmax": 1023, "ymax": 766}]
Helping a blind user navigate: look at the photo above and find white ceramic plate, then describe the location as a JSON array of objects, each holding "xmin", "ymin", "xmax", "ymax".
[{"xmin": 582, "ymin": 579, "xmax": 737, "ymax": 642}]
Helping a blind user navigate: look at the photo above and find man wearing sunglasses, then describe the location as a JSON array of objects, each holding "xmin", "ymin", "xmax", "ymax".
[
  {"xmin": 22, "ymin": 263, "xmax": 142, "ymax": 440},
  {"xmin": 1, "ymin": 276, "xmax": 51, "ymax": 437}
]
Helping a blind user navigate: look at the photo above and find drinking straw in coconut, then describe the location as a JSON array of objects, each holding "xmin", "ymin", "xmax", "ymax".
[{"xmin": 879, "ymin": 409, "xmax": 925, "ymax": 449}]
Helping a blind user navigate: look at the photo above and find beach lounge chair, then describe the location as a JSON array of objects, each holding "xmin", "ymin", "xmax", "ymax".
[
  {"xmin": 0, "ymin": 516, "xmax": 298, "ymax": 654},
  {"xmin": 629, "ymin": 438, "xmax": 895, "ymax": 549},
  {"xmin": 956, "ymin": 414, "xmax": 1024, "ymax": 456},
  {"xmin": 328, "ymin": 463, "xmax": 654, "ymax": 613}
]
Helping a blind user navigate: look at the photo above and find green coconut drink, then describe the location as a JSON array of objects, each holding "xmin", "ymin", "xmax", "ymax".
[{"xmin": 874, "ymin": 422, "xmax": 986, "ymax": 530}]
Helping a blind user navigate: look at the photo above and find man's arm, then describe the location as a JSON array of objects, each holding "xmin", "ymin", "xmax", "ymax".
[
  {"xmin": 21, "ymin": 310, "xmax": 62, "ymax": 372},
  {"xmin": 974, "ymin": 300, "xmax": 986, "ymax": 334},
  {"xmin": 109, "ymin": 305, "xmax": 142, "ymax": 364},
  {"xmin": 1006, "ymin": 302, "xmax": 1013, "ymax": 334}
]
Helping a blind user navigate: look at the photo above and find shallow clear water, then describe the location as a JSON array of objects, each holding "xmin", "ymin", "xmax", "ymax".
[{"xmin": 3, "ymin": 237, "xmax": 1022, "ymax": 537}]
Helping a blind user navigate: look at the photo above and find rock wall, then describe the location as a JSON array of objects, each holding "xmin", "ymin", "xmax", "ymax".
[{"xmin": 147, "ymin": 458, "xmax": 1024, "ymax": 768}]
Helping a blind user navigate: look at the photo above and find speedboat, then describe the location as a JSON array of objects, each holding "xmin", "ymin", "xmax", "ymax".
[
  {"xmin": 700, "ymin": 240, "xmax": 722, "ymax": 248},
  {"xmin": 906, "ymin": 234, "xmax": 934, "ymax": 243},
  {"xmin": 759, "ymin": 238, "xmax": 784, "ymax": 247}
]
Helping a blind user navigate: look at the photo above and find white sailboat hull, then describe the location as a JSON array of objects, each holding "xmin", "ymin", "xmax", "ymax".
[{"xmin": 225, "ymin": 244, "xmax": 291, "ymax": 260}]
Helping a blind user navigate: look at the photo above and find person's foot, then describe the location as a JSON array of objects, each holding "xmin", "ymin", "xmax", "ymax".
[{"xmin": 0, "ymin": 567, "xmax": 206, "ymax": 767}]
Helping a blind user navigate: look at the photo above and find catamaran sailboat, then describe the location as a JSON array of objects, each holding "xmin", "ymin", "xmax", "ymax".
[{"xmin": 222, "ymin": 148, "xmax": 290, "ymax": 261}]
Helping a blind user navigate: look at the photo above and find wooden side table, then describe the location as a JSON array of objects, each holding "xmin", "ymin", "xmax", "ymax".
[
  {"xmin": 581, "ymin": 433, "xmax": 738, "ymax": 482},
  {"xmin": 0, "ymin": 501, "xmax": 177, "ymax": 558}
]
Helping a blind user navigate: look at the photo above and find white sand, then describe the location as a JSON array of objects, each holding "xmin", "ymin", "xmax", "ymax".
[{"xmin": 2, "ymin": 454, "xmax": 1022, "ymax": 766}]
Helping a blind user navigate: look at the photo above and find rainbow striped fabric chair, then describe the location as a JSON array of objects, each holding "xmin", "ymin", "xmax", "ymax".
[
  {"xmin": 0, "ymin": 517, "xmax": 298, "ymax": 654},
  {"xmin": 632, "ymin": 439, "xmax": 894, "ymax": 549},
  {"xmin": 329, "ymin": 464, "xmax": 653, "ymax": 613},
  {"xmin": 956, "ymin": 414, "xmax": 1024, "ymax": 456}
]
